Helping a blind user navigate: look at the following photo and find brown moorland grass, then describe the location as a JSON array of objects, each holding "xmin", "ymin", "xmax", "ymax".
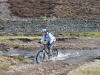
[
  {"xmin": 68, "ymin": 60, "xmax": 100, "ymax": 75},
  {"xmin": 8, "ymin": 0, "xmax": 100, "ymax": 19}
]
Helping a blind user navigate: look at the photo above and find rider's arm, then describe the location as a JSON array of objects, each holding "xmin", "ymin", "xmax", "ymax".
[{"xmin": 40, "ymin": 35, "xmax": 45, "ymax": 43}]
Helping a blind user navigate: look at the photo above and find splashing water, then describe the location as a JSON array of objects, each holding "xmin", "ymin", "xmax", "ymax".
[{"xmin": 51, "ymin": 51, "xmax": 80, "ymax": 61}]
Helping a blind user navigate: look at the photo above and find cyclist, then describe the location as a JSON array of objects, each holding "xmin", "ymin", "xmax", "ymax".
[{"xmin": 38, "ymin": 29, "xmax": 56, "ymax": 56}]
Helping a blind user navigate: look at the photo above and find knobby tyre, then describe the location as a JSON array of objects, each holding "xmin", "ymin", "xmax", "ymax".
[
  {"xmin": 36, "ymin": 50, "xmax": 48, "ymax": 63},
  {"xmin": 52, "ymin": 48, "xmax": 58, "ymax": 57}
]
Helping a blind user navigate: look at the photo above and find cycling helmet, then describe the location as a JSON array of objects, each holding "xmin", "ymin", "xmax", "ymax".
[{"xmin": 41, "ymin": 29, "xmax": 47, "ymax": 33}]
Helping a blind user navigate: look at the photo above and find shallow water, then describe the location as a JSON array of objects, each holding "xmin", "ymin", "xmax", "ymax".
[
  {"xmin": 51, "ymin": 50, "xmax": 100, "ymax": 64},
  {"xmin": 0, "ymin": 49, "xmax": 100, "ymax": 63},
  {"xmin": 0, "ymin": 49, "xmax": 37, "ymax": 57}
]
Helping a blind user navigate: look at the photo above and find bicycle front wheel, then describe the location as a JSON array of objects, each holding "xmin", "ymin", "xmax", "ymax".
[{"xmin": 36, "ymin": 50, "xmax": 48, "ymax": 63}]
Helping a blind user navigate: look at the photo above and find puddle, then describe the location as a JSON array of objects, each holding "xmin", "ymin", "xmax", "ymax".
[{"xmin": 0, "ymin": 49, "xmax": 37, "ymax": 57}]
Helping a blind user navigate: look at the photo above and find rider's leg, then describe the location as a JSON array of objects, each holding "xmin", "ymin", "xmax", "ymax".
[
  {"xmin": 47, "ymin": 43, "xmax": 50, "ymax": 54},
  {"xmin": 47, "ymin": 42, "xmax": 55, "ymax": 56}
]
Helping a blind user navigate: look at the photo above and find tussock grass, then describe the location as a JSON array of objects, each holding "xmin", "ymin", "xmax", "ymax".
[
  {"xmin": 0, "ymin": 55, "xmax": 28, "ymax": 71},
  {"xmin": 68, "ymin": 60, "xmax": 100, "ymax": 75}
]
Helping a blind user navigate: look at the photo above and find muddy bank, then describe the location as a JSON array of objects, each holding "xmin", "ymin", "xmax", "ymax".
[
  {"xmin": 0, "ymin": 54, "xmax": 30, "ymax": 72},
  {"xmin": 8, "ymin": 61, "xmax": 76, "ymax": 75},
  {"xmin": 56, "ymin": 38, "xmax": 100, "ymax": 50},
  {"xmin": 0, "ymin": 38, "xmax": 100, "ymax": 51},
  {"xmin": 0, "ymin": 59, "xmax": 77, "ymax": 75}
]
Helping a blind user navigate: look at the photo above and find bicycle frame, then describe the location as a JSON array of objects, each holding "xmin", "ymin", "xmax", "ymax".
[
  {"xmin": 36, "ymin": 44, "xmax": 58, "ymax": 63},
  {"xmin": 42, "ymin": 44, "xmax": 50, "ymax": 55}
]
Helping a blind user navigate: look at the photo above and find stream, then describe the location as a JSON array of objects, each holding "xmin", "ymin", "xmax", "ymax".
[{"xmin": 0, "ymin": 49, "xmax": 100, "ymax": 64}]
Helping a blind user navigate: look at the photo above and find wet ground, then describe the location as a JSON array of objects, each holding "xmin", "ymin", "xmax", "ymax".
[
  {"xmin": 0, "ymin": 49, "xmax": 100, "ymax": 64},
  {"xmin": 0, "ymin": 38, "xmax": 100, "ymax": 75},
  {"xmin": 0, "ymin": 49, "xmax": 100, "ymax": 75}
]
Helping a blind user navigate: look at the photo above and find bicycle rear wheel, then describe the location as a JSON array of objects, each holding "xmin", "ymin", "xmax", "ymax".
[
  {"xmin": 52, "ymin": 48, "xmax": 58, "ymax": 57},
  {"xmin": 36, "ymin": 50, "xmax": 48, "ymax": 63}
]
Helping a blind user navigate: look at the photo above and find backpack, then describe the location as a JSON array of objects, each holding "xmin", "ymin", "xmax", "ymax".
[{"xmin": 50, "ymin": 31, "xmax": 55, "ymax": 36}]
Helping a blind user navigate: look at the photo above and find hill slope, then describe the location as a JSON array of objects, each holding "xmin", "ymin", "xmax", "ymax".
[{"xmin": 8, "ymin": 0, "xmax": 100, "ymax": 19}]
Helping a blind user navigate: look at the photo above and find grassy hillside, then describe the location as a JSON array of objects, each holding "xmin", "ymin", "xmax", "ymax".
[{"xmin": 8, "ymin": 0, "xmax": 100, "ymax": 19}]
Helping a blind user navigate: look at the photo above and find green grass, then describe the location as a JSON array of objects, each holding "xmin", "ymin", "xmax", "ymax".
[
  {"xmin": 79, "ymin": 32, "xmax": 100, "ymax": 38},
  {"xmin": 0, "ymin": 36, "xmax": 41, "ymax": 41},
  {"xmin": 56, "ymin": 32, "xmax": 100, "ymax": 38},
  {"xmin": 0, "ymin": 32, "xmax": 100, "ymax": 41}
]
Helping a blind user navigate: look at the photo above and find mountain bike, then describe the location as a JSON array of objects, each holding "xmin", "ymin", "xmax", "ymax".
[{"xmin": 36, "ymin": 44, "xmax": 58, "ymax": 63}]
